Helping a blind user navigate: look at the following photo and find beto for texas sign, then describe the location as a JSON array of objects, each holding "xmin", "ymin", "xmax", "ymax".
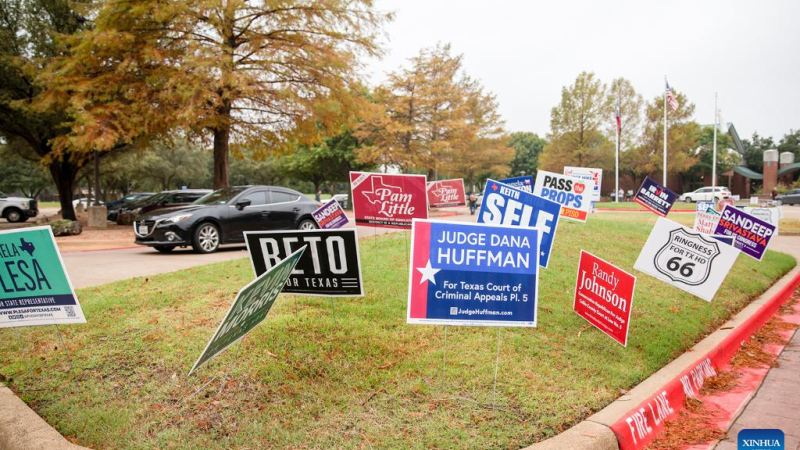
[
  {"xmin": 533, "ymin": 170, "xmax": 591, "ymax": 222},
  {"xmin": 427, "ymin": 179, "xmax": 466, "ymax": 208},
  {"xmin": 350, "ymin": 172, "xmax": 427, "ymax": 228},
  {"xmin": 407, "ymin": 219, "xmax": 539, "ymax": 327}
]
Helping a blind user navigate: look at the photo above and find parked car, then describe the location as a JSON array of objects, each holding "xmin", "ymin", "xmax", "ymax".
[
  {"xmin": 679, "ymin": 187, "xmax": 732, "ymax": 203},
  {"xmin": 332, "ymin": 194, "xmax": 349, "ymax": 209},
  {"xmin": 106, "ymin": 193, "xmax": 154, "ymax": 221},
  {"xmin": 0, "ymin": 191, "xmax": 38, "ymax": 223},
  {"xmin": 72, "ymin": 198, "xmax": 104, "ymax": 209},
  {"xmin": 116, "ymin": 190, "xmax": 210, "ymax": 225},
  {"xmin": 775, "ymin": 189, "xmax": 800, "ymax": 206},
  {"xmin": 134, "ymin": 186, "xmax": 320, "ymax": 253}
]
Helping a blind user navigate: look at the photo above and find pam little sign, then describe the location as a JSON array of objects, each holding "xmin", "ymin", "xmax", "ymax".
[
  {"xmin": 426, "ymin": 179, "xmax": 466, "ymax": 208},
  {"xmin": 633, "ymin": 176, "xmax": 678, "ymax": 217},
  {"xmin": 350, "ymin": 172, "xmax": 428, "ymax": 228}
]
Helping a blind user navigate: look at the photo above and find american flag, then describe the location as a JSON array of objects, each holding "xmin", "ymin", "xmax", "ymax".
[
  {"xmin": 615, "ymin": 100, "xmax": 621, "ymax": 132},
  {"xmin": 665, "ymin": 82, "xmax": 679, "ymax": 112}
]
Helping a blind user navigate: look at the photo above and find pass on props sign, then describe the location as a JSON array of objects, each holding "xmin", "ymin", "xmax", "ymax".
[
  {"xmin": 498, "ymin": 175, "xmax": 534, "ymax": 193},
  {"xmin": 533, "ymin": 170, "xmax": 591, "ymax": 222},
  {"xmin": 634, "ymin": 218, "xmax": 738, "ymax": 302},
  {"xmin": 0, "ymin": 227, "xmax": 85, "ymax": 328},
  {"xmin": 407, "ymin": 219, "xmax": 539, "ymax": 327},
  {"xmin": 350, "ymin": 172, "xmax": 427, "ymax": 228},
  {"xmin": 573, "ymin": 251, "xmax": 636, "ymax": 346},
  {"xmin": 426, "ymin": 179, "xmax": 466, "ymax": 208},
  {"xmin": 478, "ymin": 179, "xmax": 561, "ymax": 268},
  {"xmin": 713, "ymin": 205, "xmax": 776, "ymax": 260},
  {"xmin": 312, "ymin": 199, "xmax": 349, "ymax": 229},
  {"xmin": 564, "ymin": 166, "xmax": 603, "ymax": 202},
  {"xmin": 633, "ymin": 176, "xmax": 678, "ymax": 217}
]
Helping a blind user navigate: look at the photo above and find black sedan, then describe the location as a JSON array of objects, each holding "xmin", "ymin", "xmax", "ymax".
[
  {"xmin": 134, "ymin": 186, "xmax": 321, "ymax": 253},
  {"xmin": 775, "ymin": 189, "xmax": 800, "ymax": 206}
]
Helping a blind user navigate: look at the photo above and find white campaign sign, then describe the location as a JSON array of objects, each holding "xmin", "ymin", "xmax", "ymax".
[
  {"xmin": 693, "ymin": 208, "xmax": 720, "ymax": 234},
  {"xmin": 740, "ymin": 207, "xmax": 781, "ymax": 237},
  {"xmin": 563, "ymin": 166, "xmax": 603, "ymax": 202},
  {"xmin": 634, "ymin": 217, "xmax": 738, "ymax": 302}
]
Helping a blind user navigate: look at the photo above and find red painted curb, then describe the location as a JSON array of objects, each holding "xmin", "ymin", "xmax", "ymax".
[{"xmin": 609, "ymin": 270, "xmax": 800, "ymax": 450}]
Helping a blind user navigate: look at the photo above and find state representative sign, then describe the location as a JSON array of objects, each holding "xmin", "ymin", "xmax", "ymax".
[
  {"xmin": 564, "ymin": 166, "xmax": 603, "ymax": 202},
  {"xmin": 478, "ymin": 179, "xmax": 561, "ymax": 268},
  {"xmin": 633, "ymin": 176, "xmax": 678, "ymax": 217},
  {"xmin": 0, "ymin": 227, "xmax": 85, "ymax": 328},
  {"xmin": 350, "ymin": 172, "xmax": 427, "ymax": 228},
  {"xmin": 245, "ymin": 229, "xmax": 363, "ymax": 297},
  {"xmin": 694, "ymin": 208, "xmax": 720, "ymax": 234},
  {"xmin": 427, "ymin": 179, "xmax": 466, "ymax": 208},
  {"xmin": 312, "ymin": 199, "xmax": 349, "ymax": 229},
  {"xmin": 533, "ymin": 170, "xmax": 592, "ymax": 222},
  {"xmin": 634, "ymin": 218, "xmax": 738, "ymax": 302},
  {"xmin": 740, "ymin": 206, "xmax": 781, "ymax": 237},
  {"xmin": 190, "ymin": 246, "xmax": 305, "ymax": 374},
  {"xmin": 407, "ymin": 219, "xmax": 539, "ymax": 327},
  {"xmin": 498, "ymin": 175, "xmax": 534, "ymax": 193},
  {"xmin": 574, "ymin": 251, "xmax": 636, "ymax": 346},
  {"xmin": 713, "ymin": 205, "xmax": 776, "ymax": 261}
]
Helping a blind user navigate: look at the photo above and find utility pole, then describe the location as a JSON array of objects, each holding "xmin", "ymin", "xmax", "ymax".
[{"xmin": 712, "ymin": 93, "xmax": 718, "ymax": 188}]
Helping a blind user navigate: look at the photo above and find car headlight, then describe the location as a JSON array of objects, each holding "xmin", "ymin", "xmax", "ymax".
[{"xmin": 165, "ymin": 213, "xmax": 193, "ymax": 224}]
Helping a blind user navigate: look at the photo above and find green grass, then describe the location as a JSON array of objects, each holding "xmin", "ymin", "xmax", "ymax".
[
  {"xmin": 0, "ymin": 214, "xmax": 794, "ymax": 450},
  {"xmin": 37, "ymin": 201, "xmax": 61, "ymax": 208}
]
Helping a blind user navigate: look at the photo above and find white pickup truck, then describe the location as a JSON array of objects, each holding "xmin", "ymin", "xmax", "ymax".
[{"xmin": 0, "ymin": 191, "xmax": 38, "ymax": 223}]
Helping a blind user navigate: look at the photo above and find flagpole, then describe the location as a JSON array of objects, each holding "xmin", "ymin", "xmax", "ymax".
[
  {"xmin": 615, "ymin": 102, "xmax": 620, "ymax": 203},
  {"xmin": 712, "ymin": 92, "xmax": 718, "ymax": 188},
  {"xmin": 663, "ymin": 77, "xmax": 668, "ymax": 188}
]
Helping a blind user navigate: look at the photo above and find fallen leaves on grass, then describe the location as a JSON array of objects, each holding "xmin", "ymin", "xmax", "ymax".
[{"xmin": 699, "ymin": 370, "xmax": 740, "ymax": 395}]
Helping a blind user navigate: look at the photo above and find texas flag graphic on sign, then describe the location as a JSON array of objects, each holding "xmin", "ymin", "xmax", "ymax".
[{"xmin": 350, "ymin": 172, "xmax": 428, "ymax": 229}]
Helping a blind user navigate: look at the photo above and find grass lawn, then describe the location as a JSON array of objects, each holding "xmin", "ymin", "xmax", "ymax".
[
  {"xmin": 38, "ymin": 201, "xmax": 61, "ymax": 208},
  {"xmin": 0, "ymin": 213, "xmax": 795, "ymax": 450}
]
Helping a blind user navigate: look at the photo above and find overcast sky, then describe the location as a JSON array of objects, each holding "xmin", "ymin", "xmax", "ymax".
[{"xmin": 364, "ymin": 0, "xmax": 800, "ymax": 143}]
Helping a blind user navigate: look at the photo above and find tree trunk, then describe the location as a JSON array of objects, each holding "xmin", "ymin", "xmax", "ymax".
[
  {"xmin": 48, "ymin": 159, "xmax": 79, "ymax": 221},
  {"xmin": 212, "ymin": 125, "xmax": 230, "ymax": 189}
]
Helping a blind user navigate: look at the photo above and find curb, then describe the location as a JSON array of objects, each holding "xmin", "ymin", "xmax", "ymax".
[
  {"xmin": 525, "ymin": 265, "xmax": 800, "ymax": 450},
  {"xmin": 0, "ymin": 386, "xmax": 89, "ymax": 450}
]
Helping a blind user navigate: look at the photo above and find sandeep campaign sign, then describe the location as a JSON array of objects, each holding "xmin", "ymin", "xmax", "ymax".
[
  {"xmin": 574, "ymin": 251, "xmax": 636, "ymax": 346},
  {"xmin": 740, "ymin": 206, "xmax": 780, "ymax": 237},
  {"xmin": 634, "ymin": 218, "xmax": 738, "ymax": 302},
  {"xmin": 498, "ymin": 175, "xmax": 534, "ymax": 193},
  {"xmin": 478, "ymin": 179, "xmax": 561, "ymax": 268},
  {"xmin": 564, "ymin": 166, "xmax": 603, "ymax": 202},
  {"xmin": 0, "ymin": 227, "xmax": 85, "ymax": 328},
  {"xmin": 190, "ymin": 246, "xmax": 305, "ymax": 374},
  {"xmin": 427, "ymin": 179, "xmax": 466, "ymax": 208},
  {"xmin": 533, "ymin": 170, "xmax": 591, "ymax": 222},
  {"xmin": 633, "ymin": 176, "xmax": 678, "ymax": 217},
  {"xmin": 694, "ymin": 208, "xmax": 720, "ymax": 234},
  {"xmin": 350, "ymin": 172, "xmax": 427, "ymax": 228},
  {"xmin": 713, "ymin": 205, "xmax": 776, "ymax": 260},
  {"xmin": 245, "ymin": 229, "xmax": 363, "ymax": 297},
  {"xmin": 312, "ymin": 199, "xmax": 349, "ymax": 229},
  {"xmin": 407, "ymin": 219, "xmax": 539, "ymax": 327}
]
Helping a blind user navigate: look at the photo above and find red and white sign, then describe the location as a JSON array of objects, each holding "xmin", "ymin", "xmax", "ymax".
[
  {"xmin": 573, "ymin": 250, "xmax": 636, "ymax": 346},
  {"xmin": 716, "ymin": 198, "xmax": 735, "ymax": 212},
  {"xmin": 350, "ymin": 172, "xmax": 428, "ymax": 229},
  {"xmin": 426, "ymin": 179, "xmax": 466, "ymax": 208}
]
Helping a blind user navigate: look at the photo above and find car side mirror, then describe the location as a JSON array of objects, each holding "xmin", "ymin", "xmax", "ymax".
[{"xmin": 236, "ymin": 200, "xmax": 251, "ymax": 210}]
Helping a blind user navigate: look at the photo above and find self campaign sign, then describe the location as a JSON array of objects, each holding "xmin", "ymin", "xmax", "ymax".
[
  {"xmin": 713, "ymin": 205, "xmax": 776, "ymax": 261},
  {"xmin": 498, "ymin": 175, "xmax": 534, "ymax": 193},
  {"xmin": 574, "ymin": 251, "xmax": 636, "ymax": 346},
  {"xmin": 633, "ymin": 176, "xmax": 678, "ymax": 217},
  {"xmin": 564, "ymin": 166, "xmax": 603, "ymax": 202},
  {"xmin": 533, "ymin": 170, "xmax": 591, "ymax": 222},
  {"xmin": 245, "ymin": 229, "xmax": 363, "ymax": 297},
  {"xmin": 350, "ymin": 172, "xmax": 428, "ymax": 228},
  {"xmin": 0, "ymin": 227, "xmax": 85, "ymax": 328},
  {"xmin": 427, "ymin": 179, "xmax": 466, "ymax": 208},
  {"xmin": 312, "ymin": 199, "xmax": 349, "ymax": 229},
  {"xmin": 407, "ymin": 219, "xmax": 539, "ymax": 327},
  {"xmin": 478, "ymin": 179, "xmax": 561, "ymax": 268}
]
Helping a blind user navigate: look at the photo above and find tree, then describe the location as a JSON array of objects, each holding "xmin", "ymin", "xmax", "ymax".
[
  {"xmin": 741, "ymin": 132, "xmax": 775, "ymax": 173},
  {"xmin": 606, "ymin": 77, "xmax": 643, "ymax": 153},
  {"xmin": 778, "ymin": 129, "xmax": 800, "ymax": 160},
  {"xmin": 49, "ymin": 0, "xmax": 389, "ymax": 189},
  {"xmin": 0, "ymin": 0, "xmax": 90, "ymax": 220},
  {"xmin": 507, "ymin": 132, "xmax": 546, "ymax": 176},
  {"xmin": 283, "ymin": 130, "xmax": 373, "ymax": 192},
  {"xmin": 134, "ymin": 139, "xmax": 212, "ymax": 191},
  {"xmin": 0, "ymin": 146, "xmax": 53, "ymax": 198},
  {"xmin": 689, "ymin": 126, "xmax": 739, "ymax": 180}
]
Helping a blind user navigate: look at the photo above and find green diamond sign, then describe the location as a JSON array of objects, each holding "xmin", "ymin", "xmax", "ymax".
[{"xmin": 190, "ymin": 245, "xmax": 306, "ymax": 374}]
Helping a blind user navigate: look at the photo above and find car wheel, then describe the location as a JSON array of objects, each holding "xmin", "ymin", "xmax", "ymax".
[
  {"xmin": 154, "ymin": 245, "xmax": 176, "ymax": 253},
  {"xmin": 775, "ymin": 200, "xmax": 783, "ymax": 206},
  {"xmin": 192, "ymin": 223, "xmax": 220, "ymax": 253},
  {"xmin": 298, "ymin": 219, "xmax": 318, "ymax": 230},
  {"xmin": 4, "ymin": 208, "xmax": 24, "ymax": 223}
]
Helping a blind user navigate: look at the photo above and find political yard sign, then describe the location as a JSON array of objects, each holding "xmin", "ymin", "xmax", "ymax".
[
  {"xmin": 633, "ymin": 176, "xmax": 678, "ymax": 217},
  {"xmin": 741, "ymin": 206, "xmax": 781, "ymax": 237},
  {"xmin": 696, "ymin": 201, "xmax": 714, "ymax": 213},
  {"xmin": 478, "ymin": 179, "xmax": 561, "ymax": 268},
  {"xmin": 713, "ymin": 205, "xmax": 776, "ymax": 261},
  {"xmin": 0, "ymin": 226, "xmax": 85, "ymax": 328},
  {"xmin": 533, "ymin": 170, "xmax": 592, "ymax": 222},
  {"xmin": 245, "ymin": 229, "xmax": 363, "ymax": 297},
  {"xmin": 427, "ymin": 179, "xmax": 466, "ymax": 208},
  {"xmin": 564, "ymin": 166, "xmax": 603, "ymax": 202},
  {"xmin": 312, "ymin": 199, "xmax": 349, "ymax": 229},
  {"xmin": 350, "ymin": 172, "xmax": 427, "ymax": 228},
  {"xmin": 574, "ymin": 251, "xmax": 636, "ymax": 346},
  {"xmin": 190, "ymin": 246, "xmax": 305, "ymax": 374},
  {"xmin": 498, "ymin": 175, "xmax": 534, "ymax": 193},
  {"xmin": 694, "ymin": 208, "xmax": 721, "ymax": 234},
  {"xmin": 635, "ymin": 218, "xmax": 738, "ymax": 302},
  {"xmin": 407, "ymin": 220, "xmax": 539, "ymax": 327}
]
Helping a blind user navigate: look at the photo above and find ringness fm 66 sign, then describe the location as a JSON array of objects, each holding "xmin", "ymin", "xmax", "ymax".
[
  {"xmin": 350, "ymin": 172, "xmax": 428, "ymax": 228},
  {"xmin": 407, "ymin": 219, "xmax": 540, "ymax": 327}
]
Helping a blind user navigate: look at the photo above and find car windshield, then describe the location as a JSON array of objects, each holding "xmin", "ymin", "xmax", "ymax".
[
  {"xmin": 129, "ymin": 192, "xmax": 168, "ymax": 208},
  {"xmin": 193, "ymin": 187, "xmax": 247, "ymax": 205}
]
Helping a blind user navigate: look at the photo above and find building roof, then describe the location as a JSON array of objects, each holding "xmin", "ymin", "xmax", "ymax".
[
  {"xmin": 732, "ymin": 165, "xmax": 763, "ymax": 180},
  {"xmin": 778, "ymin": 162, "xmax": 800, "ymax": 177}
]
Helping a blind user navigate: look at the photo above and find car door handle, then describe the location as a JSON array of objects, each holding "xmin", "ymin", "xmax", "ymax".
[
  {"xmin": 261, "ymin": 211, "xmax": 270, "ymax": 217},
  {"xmin": 292, "ymin": 208, "xmax": 300, "ymax": 212}
]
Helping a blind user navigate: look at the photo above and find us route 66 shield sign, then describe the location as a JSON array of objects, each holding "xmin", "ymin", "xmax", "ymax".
[{"xmin": 635, "ymin": 218, "xmax": 738, "ymax": 302}]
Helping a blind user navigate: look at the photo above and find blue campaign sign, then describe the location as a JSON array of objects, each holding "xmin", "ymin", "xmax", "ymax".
[
  {"xmin": 498, "ymin": 175, "xmax": 534, "ymax": 193},
  {"xmin": 633, "ymin": 176, "xmax": 678, "ymax": 217},
  {"xmin": 477, "ymin": 179, "xmax": 561, "ymax": 268},
  {"xmin": 408, "ymin": 219, "xmax": 539, "ymax": 327}
]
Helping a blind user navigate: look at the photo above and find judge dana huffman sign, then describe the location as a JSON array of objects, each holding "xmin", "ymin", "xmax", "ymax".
[{"xmin": 407, "ymin": 219, "xmax": 540, "ymax": 327}]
